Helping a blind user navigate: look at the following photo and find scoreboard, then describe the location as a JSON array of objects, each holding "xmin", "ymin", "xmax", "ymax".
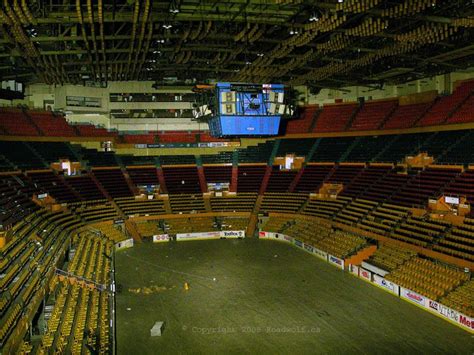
[{"xmin": 204, "ymin": 82, "xmax": 287, "ymax": 137}]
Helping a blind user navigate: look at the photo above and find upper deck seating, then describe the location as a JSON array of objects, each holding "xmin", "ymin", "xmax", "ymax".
[
  {"xmin": 286, "ymin": 106, "xmax": 318, "ymax": 134},
  {"xmin": 417, "ymin": 80, "xmax": 474, "ymax": 126},
  {"xmin": 382, "ymin": 102, "xmax": 432, "ymax": 129},
  {"xmin": 349, "ymin": 100, "xmax": 398, "ymax": 131},
  {"xmin": 0, "ymin": 109, "xmax": 39, "ymax": 136},
  {"xmin": 312, "ymin": 103, "xmax": 358, "ymax": 132},
  {"xmin": 29, "ymin": 112, "xmax": 77, "ymax": 136}
]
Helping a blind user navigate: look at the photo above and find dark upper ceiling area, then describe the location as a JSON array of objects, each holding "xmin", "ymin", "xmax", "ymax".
[{"xmin": 1, "ymin": 0, "xmax": 474, "ymax": 90}]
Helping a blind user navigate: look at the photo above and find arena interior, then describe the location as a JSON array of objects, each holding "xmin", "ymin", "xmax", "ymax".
[{"xmin": 1, "ymin": 0, "xmax": 474, "ymax": 353}]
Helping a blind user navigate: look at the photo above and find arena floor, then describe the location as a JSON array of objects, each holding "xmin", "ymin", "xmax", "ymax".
[{"xmin": 115, "ymin": 239, "xmax": 474, "ymax": 354}]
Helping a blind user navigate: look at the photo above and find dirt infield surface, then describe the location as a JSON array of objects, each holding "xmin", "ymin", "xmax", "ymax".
[{"xmin": 115, "ymin": 238, "xmax": 474, "ymax": 354}]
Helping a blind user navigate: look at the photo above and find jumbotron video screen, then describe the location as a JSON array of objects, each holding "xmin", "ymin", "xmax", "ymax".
[{"xmin": 193, "ymin": 82, "xmax": 292, "ymax": 137}]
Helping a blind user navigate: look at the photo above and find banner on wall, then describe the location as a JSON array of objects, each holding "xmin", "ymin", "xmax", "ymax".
[
  {"xmin": 313, "ymin": 247, "xmax": 328, "ymax": 261},
  {"xmin": 259, "ymin": 231, "xmax": 281, "ymax": 240},
  {"xmin": 283, "ymin": 235, "xmax": 294, "ymax": 243},
  {"xmin": 153, "ymin": 234, "xmax": 169, "ymax": 243},
  {"xmin": 259, "ymin": 231, "xmax": 284, "ymax": 240},
  {"xmin": 350, "ymin": 264, "xmax": 359, "ymax": 277},
  {"xmin": 373, "ymin": 274, "xmax": 399, "ymax": 295},
  {"xmin": 427, "ymin": 299, "xmax": 474, "ymax": 332},
  {"xmin": 221, "ymin": 230, "xmax": 245, "ymax": 238},
  {"xmin": 359, "ymin": 268, "xmax": 372, "ymax": 282},
  {"xmin": 259, "ymin": 231, "xmax": 295, "ymax": 244},
  {"xmin": 134, "ymin": 142, "xmax": 241, "ymax": 149},
  {"xmin": 328, "ymin": 255, "xmax": 344, "ymax": 270},
  {"xmin": 400, "ymin": 287, "xmax": 427, "ymax": 307},
  {"xmin": 176, "ymin": 231, "xmax": 221, "ymax": 240},
  {"xmin": 176, "ymin": 230, "xmax": 245, "ymax": 241},
  {"xmin": 303, "ymin": 243, "xmax": 314, "ymax": 253},
  {"xmin": 115, "ymin": 238, "xmax": 134, "ymax": 251},
  {"xmin": 293, "ymin": 239, "xmax": 303, "ymax": 248}
]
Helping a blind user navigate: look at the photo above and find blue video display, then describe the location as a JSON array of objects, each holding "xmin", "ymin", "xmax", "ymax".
[
  {"xmin": 210, "ymin": 115, "xmax": 281, "ymax": 135},
  {"xmin": 209, "ymin": 82, "xmax": 285, "ymax": 136}
]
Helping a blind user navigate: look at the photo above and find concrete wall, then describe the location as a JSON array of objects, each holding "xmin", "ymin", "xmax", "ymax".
[
  {"xmin": 302, "ymin": 68, "xmax": 474, "ymax": 106},
  {"xmin": 9, "ymin": 68, "xmax": 474, "ymax": 131}
]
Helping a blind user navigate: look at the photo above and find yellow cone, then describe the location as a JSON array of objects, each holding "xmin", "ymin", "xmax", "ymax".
[{"xmin": 184, "ymin": 282, "xmax": 189, "ymax": 291}]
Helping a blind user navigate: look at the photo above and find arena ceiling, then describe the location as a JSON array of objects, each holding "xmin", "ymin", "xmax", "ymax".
[{"xmin": 0, "ymin": 0, "xmax": 474, "ymax": 90}]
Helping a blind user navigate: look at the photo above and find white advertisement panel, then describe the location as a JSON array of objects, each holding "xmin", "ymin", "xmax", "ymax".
[
  {"xmin": 115, "ymin": 238, "xmax": 134, "ymax": 251},
  {"xmin": 400, "ymin": 287, "xmax": 427, "ymax": 307},
  {"xmin": 177, "ymin": 230, "xmax": 245, "ymax": 241},
  {"xmin": 359, "ymin": 268, "xmax": 372, "ymax": 282},
  {"xmin": 373, "ymin": 274, "xmax": 399, "ymax": 295},
  {"xmin": 313, "ymin": 247, "xmax": 328, "ymax": 261},
  {"xmin": 176, "ymin": 231, "xmax": 221, "ymax": 241},
  {"xmin": 427, "ymin": 299, "xmax": 474, "ymax": 332},
  {"xmin": 153, "ymin": 234, "xmax": 169, "ymax": 243},
  {"xmin": 220, "ymin": 230, "xmax": 245, "ymax": 238},
  {"xmin": 293, "ymin": 239, "xmax": 304, "ymax": 249},
  {"xmin": 328, "ymin": 255, "xmax": 344, "ymax": 270},
  {"xmin": 283, "ymin": 235, "xmax": 293, "ymax": 242},
  {"xmin": 259, "ymin": 231, "xmax": 290, "ymax": 242},
  {"xmin": 350, "ymin": 264, "xmax": 359, "ymax": 277},
  {"xmin": 303, "ymin": 243, "xmax": 314, "ymax": 254}
]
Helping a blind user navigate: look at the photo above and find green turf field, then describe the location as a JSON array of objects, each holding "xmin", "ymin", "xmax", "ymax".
[{"xmin": 114, "ymin": 239, "xmax": 474, "ymax": 354}]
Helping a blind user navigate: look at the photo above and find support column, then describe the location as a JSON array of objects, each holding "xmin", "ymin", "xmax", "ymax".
[
  {"xmin": 156, "ymin": 168, "xmax": 168, "ymax": 194},
  {"xmin": 197, "ymin": 166, "xmax": 208, "ymax": 193},
  {"xmin": 258, "ymin": 165, "xmax": 272, "ymax": 195}
]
